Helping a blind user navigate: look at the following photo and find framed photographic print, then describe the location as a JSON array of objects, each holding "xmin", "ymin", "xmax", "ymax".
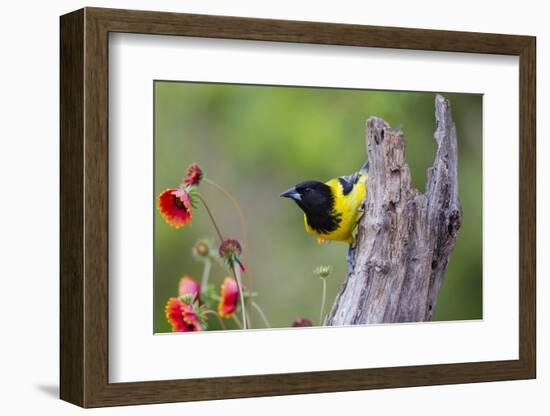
[{"xmin": 60, "ymin": 7, "xmax": 536, "ymax": 408}]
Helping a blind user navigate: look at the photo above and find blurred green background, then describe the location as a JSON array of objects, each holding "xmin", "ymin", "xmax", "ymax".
[{"xmin": 154, "ymin": 81, "xmax": 482, "ymax": 333}]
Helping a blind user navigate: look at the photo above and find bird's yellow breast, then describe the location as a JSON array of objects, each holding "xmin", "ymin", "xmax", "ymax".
[{"xmin": 304, "ymin": 175, "xmax": 367, "ymax": 244}]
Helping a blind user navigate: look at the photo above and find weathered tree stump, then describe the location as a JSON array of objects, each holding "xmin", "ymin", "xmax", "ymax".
[{"xmin": 325, "ymin": 95, "xmax": 462, "ymax": 325}]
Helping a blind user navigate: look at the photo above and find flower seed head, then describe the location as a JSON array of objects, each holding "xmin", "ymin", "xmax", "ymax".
[
  {"xmin": 219, "ymin": 239, "xmax": 242, "ymax": 258},
  {"xmin": 183, "ymin": 163, "xmax": 203, "ymax": 187},
  {"xmin": 219, "ymin": 239, "xmax": 247, "ymax": 272},
  {"xmin": 192, "ymin": 239, "xmax": 211, "ymax": 258},
  {"xmin": 314, "ymin": 265, "xmax": 332, "ymax": 279}
]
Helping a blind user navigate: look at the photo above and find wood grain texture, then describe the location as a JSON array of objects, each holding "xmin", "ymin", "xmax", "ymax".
[
  {"xmin": 87, "ymin": 7, "xmax": 532, "ymax": 55},
  {"xmin": 59, "ymin": 7, "xmax": 537, "ymax": 407},
  {"xmin": 326, "ymin": 96, "xmax": 461, "ymax": 325},
  {"xmin": 59, "ymin": 8, "xmax": 84, "ymax": 406},
  {"xmin": 518, "ymin": 38, "xmax": 536, "ymax": 376},
  {"xmin": 83, "ymin": 9, "xmax": 110, "ymax": 406}
]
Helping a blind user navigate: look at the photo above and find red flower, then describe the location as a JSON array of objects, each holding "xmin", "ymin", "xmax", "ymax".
[
  {"xmin": 292, "ymin": 318, "xmax": 313, "ymax": 327},
  {"xmin": 218, "ymin": 277, "xmax": 239, "ymax": 318},
  {"xmin": 165, "ymin": 297, "xmax": 203, "ymax": 332},
  {"xmin": 183, "ymin": 163, "xmax": 203, "ymax": 187},
  {"xmin": 158, "ymin": 188, "xmax": 192, "ymax": 228},
  {"xmin": 178, "ymin": 276, "xmax": 201, "ymax": 302},
  {"xmin": 219, "ymin": 239, "xmax": 246, "ymax": 272}
]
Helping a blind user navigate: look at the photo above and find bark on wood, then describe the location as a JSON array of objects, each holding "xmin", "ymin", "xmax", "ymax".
[{"xmin": 325, "ymin": 95, "xmax": 462, "ymax": 325}]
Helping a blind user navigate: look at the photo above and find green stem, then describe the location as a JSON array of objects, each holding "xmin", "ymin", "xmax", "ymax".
[
  {"xmin": 232, "ymin": 314, "xmax": 242, "ymax": 329},
  {"xmin": 245, "ymin": 297, "xmax": 253, "ymax": 328},
  {"xmin": 232, "ymin": 265, "xmax": 247, "ymax": 329},
  {"xmin": 203, "ymin": 310, "xmax": 226, "ymax": 330},
  {"xmin": 251, "ymin": 301, "xmax": 271, "ymax": 328},
  {"xmin": 201, "ymin": 258, "xmax": 212, "ymax": 289},
  {"xmin": 196, "ymin": 193, "xmax": 224, "ymax": 243},
  {"xmin": 203, "ymin": 178, "xmax": 255, "ymax": 295},
  {"xmin": 319, "ymin": 278, "xmax": 327, "ymax": 326},
  {"xmin": 204, "ymin": 177, "xmax": 249, "ymax": 251}
]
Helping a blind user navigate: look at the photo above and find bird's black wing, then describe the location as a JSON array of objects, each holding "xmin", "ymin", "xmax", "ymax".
[
  {"xmin": 338, "ymin": 172, "xmax": 360, "ymax": 196},
  {"xmin": 338, "ymin": 161, "xmax": 368, "ymax": 196}
]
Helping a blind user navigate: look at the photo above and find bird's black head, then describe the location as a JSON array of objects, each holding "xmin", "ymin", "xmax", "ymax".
[{"xmin": 280, "ymin": 180, "xmax": 333, "ymax": 216}]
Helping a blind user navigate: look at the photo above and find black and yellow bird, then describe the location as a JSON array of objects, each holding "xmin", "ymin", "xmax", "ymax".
[{"xmin": 280, "ymin": 162, "xmax": 369, "ymax": 245}]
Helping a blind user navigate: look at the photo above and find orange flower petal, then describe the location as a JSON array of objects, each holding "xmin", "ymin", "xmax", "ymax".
[
  {"xmin": 218, "ymin": 277, "xmax": 239, "ymax": 318},
  {"xmin": 165, "ymin": 298, "xmax": 187, "ymax": 332},
  {"xmin": 181, "ymin": 303, "xmax": 202, "ymax": 331},
  {"xmin": 165, "ymin": 297, "xmax": 202, "ymax": 332},
  {"xmin": 158, "ymin": 188, "xmax": 192, "ymax": 228}
]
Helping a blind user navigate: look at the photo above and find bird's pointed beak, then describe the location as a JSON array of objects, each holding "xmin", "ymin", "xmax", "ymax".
[{"xmin": 280, "ymin": 186, "xmax": 301, "ymax": 201}]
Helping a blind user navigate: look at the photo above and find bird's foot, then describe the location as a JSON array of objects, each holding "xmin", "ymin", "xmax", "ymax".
[{"xmin": 317, "ymin": 237, "xmax": 327, "ymax": 245}]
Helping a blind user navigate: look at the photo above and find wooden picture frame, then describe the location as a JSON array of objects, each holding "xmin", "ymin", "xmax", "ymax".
[{"xmin": 60, "ymin": 7, "xmax": 536, "ymax": 408}]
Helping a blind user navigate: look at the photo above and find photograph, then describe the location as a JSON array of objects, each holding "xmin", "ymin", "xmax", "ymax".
[
  {"xmin": 52, "ymin": 4, "xmax": 537, "ymax": 410},
  {"xmin": 154, "ymin": 81, "xmax": 482, "ymax": 333}
]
